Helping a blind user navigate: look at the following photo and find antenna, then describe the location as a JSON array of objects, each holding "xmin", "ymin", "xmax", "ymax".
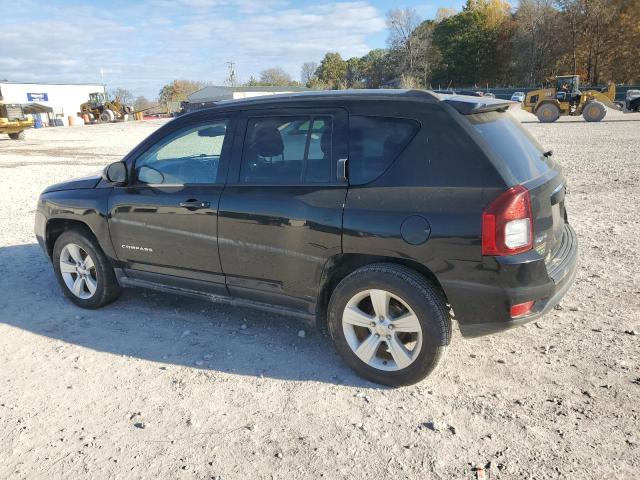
[{"xmin": 225, "ymin": 61, "xmax": 237, "ymax": 87}]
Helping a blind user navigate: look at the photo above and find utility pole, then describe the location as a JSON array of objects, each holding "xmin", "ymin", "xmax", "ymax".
[{"xmin": 225, "ymin": 61, "xmax": 237, "ymax": 87}]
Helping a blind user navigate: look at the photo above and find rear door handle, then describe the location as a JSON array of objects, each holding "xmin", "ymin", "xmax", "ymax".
[{"xmin": 179, "ymin": 199, "xmax": 210, "ymax": 209}]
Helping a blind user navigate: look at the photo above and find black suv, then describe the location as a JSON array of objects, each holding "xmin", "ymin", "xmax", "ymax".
[{"xmin": 35, "ymin": 90, "xmax": 578, "ymax": 386}]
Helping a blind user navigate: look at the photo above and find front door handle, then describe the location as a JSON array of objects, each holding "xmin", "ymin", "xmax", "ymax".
[
  {"xmin": 337, "ymin": 158, "xmax": 348, "ymax": 183},
  {"xmin": 179, "ymin": 199, "xmax": 210, "ymax": 210}
]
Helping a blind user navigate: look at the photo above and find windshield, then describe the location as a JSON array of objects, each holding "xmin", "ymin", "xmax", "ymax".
[{"xmin": 467, "ymin": 110, "xmax": 556, "ymax": 184}]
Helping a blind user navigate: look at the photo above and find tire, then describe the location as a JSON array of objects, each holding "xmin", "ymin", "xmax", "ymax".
[
  {"xmin": 99, "ymin": 109, "xmax": 115, "ymax": 123},
  {"xmin": 8, "ymin": 131, "xmax": 25, "ymax": 140},
  {"xmin": 536, "ymin": 103, "xmax": 560, "ymax": 123},
  {"xmin": 52, "ymin": 229, "xmax": 121, "ymax": 309},
  {"xmin": 582, "ymin": 101, "xmax": 606, "ymax": 122},
  {"xmin": 327, "ymin": 263, "xmax": 451, "ymax": 386}
]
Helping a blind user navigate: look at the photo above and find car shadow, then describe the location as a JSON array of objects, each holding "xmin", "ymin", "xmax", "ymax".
[{"xmin": 0, "ymin": 243, "xmax": 377, "ymax": 388}]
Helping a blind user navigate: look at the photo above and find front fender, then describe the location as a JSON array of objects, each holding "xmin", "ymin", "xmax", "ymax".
[{"xmin": 37, "ymin": 188, "xmax": 116, "ymax": 261}]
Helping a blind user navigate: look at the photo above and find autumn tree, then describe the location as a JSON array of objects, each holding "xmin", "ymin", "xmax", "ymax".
[
  {"xmin": 315, "ymin": 52, "xmax": 347, "ymax": 89},
  {"xmin": 409, "ymin": 20, "xmax": 439, "ymax": 87},
  {"xmin": 158, "ymin": 80, "xmax": 206, "ymax": 104},
  {"xmin": 555, "ymin": 0, "xmax": 639, "ymax": 84},
  {"xmin": 430, "ymin": 0, "xmax": 512, "ymax": 87},
  {"xmin": 110, "ymin": 87, "xmax": 134, "ymax": 106},
  {"xmin": 386, "ymin": 7, "xmax": 422, "ymax": 83},
  {"xmin": 345, "ymin": 57, "xmax": 366, "ymax": 88},
  {"xmin": 258, "ymin": 67, "xmax": 295, "ymax": 86},
  {"xmin": 359, "ymin": 49, "xmax": 396, "ymax": 88},
  {"xmin": 303, "ymin": 0, "xmax": 639, "ymax": 90},
  {"xmin": 300, "ymin": 62, "xmax": 319, "ymax": 86},
  {"xmin": 133, "ymin": 96, "xmax": 155, "ymax": 111}
]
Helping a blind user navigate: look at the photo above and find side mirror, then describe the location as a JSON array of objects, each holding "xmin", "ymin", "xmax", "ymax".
[{"xmin": 103, "ymin": 161, "xmax": 127, "ymax": 185}]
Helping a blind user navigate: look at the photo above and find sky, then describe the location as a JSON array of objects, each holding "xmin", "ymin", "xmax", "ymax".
[{"xmin": 0, "ymin": 0, "xmax": 468, "ymax": 99}]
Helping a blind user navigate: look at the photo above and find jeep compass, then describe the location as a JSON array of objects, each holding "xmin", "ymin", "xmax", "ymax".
[{"xmin": 35, "ymin": 90, "xmax": 578, "ymax": 386}]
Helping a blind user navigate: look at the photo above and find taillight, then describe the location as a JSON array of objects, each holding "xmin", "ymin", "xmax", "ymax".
[
  {"xmin": 510, "ymin": 301, "xmax": 534, "ymax": 318},
  {"xmin": 482, "ymin": 185, "xmax": 533, "ymax": 255}
]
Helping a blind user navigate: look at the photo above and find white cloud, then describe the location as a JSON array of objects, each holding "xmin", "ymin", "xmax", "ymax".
[{"xmin": 0, "ymin": 1, "xmax": 385, "ymax": 97}]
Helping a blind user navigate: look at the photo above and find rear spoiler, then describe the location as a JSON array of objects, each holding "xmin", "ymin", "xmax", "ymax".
[{"xmin": 441, "ymin": 95, "xmax": 516, "ymax": 115}]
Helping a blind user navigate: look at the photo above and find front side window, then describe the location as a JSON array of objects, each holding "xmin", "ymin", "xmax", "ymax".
[
  {"xmin": 348, "ymin": 116, "xmax": 419, "ymax": 185},
  {"xmin": 240, "ymin": 115, "xmax": 333, "ymax": 184},
  {"xmin": 135, "ymin": 119, "xmax": 229, "ymax": 185}
]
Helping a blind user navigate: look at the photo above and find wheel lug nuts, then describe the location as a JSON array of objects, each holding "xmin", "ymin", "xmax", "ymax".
[
  {"xmin": 388, "ymin": 324, "xmax": 394, "ymax": 330},
  {"xmin": 386, "ymin": 335, "xmax": 391, "ymax": 340},
  {"xmin": 370, "ymin": 322, "xmax": 376, "ymax": 327},
  {"xmin": 375, "ymin": 334, "xmax": 380, "ymax": 338}
]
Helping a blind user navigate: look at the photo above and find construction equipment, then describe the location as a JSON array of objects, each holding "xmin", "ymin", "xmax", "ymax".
[
  {"xmin": 0, "ymin": 101, "xmax": 33, "ymax": 140},
  {"xmin": 79, "ymin": 92, "xmax": 133, "ymax": 123},
  {"xmin": 522, "ymin": 75, "xmax": 618, "ymax": 123}
]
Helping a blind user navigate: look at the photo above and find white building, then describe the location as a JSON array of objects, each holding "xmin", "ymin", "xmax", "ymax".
[{"xmin": 0, "ymin": 82, "xmax": 105, "ymax": 126}]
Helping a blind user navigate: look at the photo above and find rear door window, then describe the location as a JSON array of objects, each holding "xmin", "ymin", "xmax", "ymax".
[
  {"xmin": 348, "ymin": 116, "xmax": 419, "ymax": 185},
  {"xmin": 240, "ymin": 115, "xmax": 333, "ymax": 184},
  {"xmin": 467, "ymin": 111, "xmax": 556, "ymax": 184}
]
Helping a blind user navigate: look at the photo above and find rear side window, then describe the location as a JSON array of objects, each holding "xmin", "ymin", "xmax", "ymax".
[
  {"xmin": 241, "ymin": 116, "xmax": 333, "ymax": 184},
  {"xmin": 467, "ymin": 111, "xmax": 555, "ymax": 184},
  {"xmin": 348, "ymin": 116, "xmax": 419, "ymax": 185}
]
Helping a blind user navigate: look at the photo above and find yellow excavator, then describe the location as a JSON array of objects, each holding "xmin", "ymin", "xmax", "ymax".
[
  {"xmin": 523, "ymin": 75, "xmax": 618, "ymax": 123},
  {"xmin": 0, "ymin": 100, "xmax": 33, "ymax": 140},
  {"xmin": 79, "ymin": 92, "xmax": 133, "ymax": 123}
]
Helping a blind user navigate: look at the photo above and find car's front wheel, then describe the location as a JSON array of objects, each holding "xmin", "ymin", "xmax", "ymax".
[
  {"xmin": 52, "ymin": 229, "xmax": 121, "ymax": 308},
  {"xmin": 327, "ymin": 264, "xmax": 451, "ymax": 386}
]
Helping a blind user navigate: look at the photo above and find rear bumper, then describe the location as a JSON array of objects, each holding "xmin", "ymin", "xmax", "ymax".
[{"xmin": 445, "ymin": 223, "xmax": 578, "ymax": 338}]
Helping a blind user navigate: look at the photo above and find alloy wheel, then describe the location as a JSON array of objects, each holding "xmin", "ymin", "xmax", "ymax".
[
  {"xmin": 342, "ymin": 289, "xmax": 423, "ymax": 371},
  {"xmin": 59, "ymin": 243, "xmax": 98, "ymax": 299}
]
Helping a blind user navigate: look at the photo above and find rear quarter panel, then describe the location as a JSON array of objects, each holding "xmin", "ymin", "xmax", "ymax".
[{"xmin": 342, "ymin": 102, "xmax": 505, "ymax": 289}]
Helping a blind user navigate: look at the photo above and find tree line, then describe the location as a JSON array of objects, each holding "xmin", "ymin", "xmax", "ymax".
[
  {"xmin": 305, "ymin": 0, "xmax": 639, "ymax": 90},
  {"xmin": 121, "ymin": 0, "xmax": 639, "ymax": 108}
]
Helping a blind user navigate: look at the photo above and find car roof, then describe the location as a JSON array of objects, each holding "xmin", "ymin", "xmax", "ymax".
[
  {"xmin": 214, "ymin": 89, "xmax": 440, "ymax": 108},
  {"xmin": 182, "ymin": 89, "xmax": 514, "ymax": 117}
]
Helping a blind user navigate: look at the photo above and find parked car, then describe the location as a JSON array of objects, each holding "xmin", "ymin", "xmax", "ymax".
[
  {"xmin": 35, "ymin": 90, "xmax": 578, "ymax": 386},
  {"xmin": 626, "ymin": 89, "xmax": 640, "ymax": 112},
  {"xmin": 511, "ymin": 91, "xmax": 526, "ymax": 102},
  {"xmin": 454, "ymin": 90, "xmax": 482, "ymax": 97}
]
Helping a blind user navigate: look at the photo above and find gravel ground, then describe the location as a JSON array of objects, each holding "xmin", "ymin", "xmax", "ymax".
[{"xmin": 0, "ymin": 108, "xmax": 638, "ymax": 479}]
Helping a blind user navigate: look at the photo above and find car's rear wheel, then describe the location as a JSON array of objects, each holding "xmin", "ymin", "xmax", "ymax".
[
  {"xmin": 327, "ymin": 264, "xmax": 450, "ymax": 386},
  {"xmin": 52, "ymin": 229, "xmax": 121, "ymax": 308}
]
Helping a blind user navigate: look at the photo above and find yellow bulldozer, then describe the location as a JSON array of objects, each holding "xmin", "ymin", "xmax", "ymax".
[
  {"xmin": 79, "ymin": 92, "xmax": 133, "ymax": 123},
  {"xmin": 522, "ymin": 75, "xmax": 618, "ymax": 123},
  {"xmin": 0, "ymin": 101, "xmax": 33, "ymax": 140}
]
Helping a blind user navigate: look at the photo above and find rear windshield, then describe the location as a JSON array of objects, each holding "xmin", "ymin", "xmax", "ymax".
[{"xmin": 467, "ymin": 111, "xmax": 555, "ymax": 184}]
